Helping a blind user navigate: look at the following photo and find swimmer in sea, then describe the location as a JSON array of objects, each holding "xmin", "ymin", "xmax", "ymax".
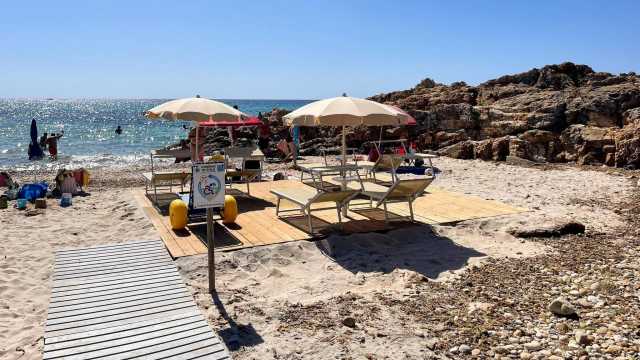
[
  {"xmin": 46, "ymin": 132, "xmax": 64, "ymax": 160},
  {"xmin": 115, "ymin": 125, "xmax": 123, "ymax": 135}
]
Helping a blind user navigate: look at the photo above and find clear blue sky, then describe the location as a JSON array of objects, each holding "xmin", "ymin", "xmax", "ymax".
[{"xmin": 1, "ymin": 0, "xmax": 638, "ymax": 99}]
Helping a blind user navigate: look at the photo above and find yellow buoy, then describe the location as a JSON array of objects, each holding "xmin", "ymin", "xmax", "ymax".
[
  {"xmin": 169, "ymin": 199, "xmax": 188, "ymax": 230},
  {"xmin": 221, "ymin": 195, "xmax": 238, "ymax": 224}
]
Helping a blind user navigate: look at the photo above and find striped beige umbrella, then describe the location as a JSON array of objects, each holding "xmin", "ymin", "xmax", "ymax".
[
  {"xmin": 283, "ymin": 96, "xmax": 411, "ymax": 166},
  {"xmin": 145, "ymin": 97, "xmax": 247, "ymax": 122},
  {"xmin": 145, "ymin": 97, "xmax": 249, "ymax": 160}
]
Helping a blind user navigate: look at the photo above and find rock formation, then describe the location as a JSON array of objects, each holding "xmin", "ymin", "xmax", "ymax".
[{"xmin": 370, "ymin": 62, "xmax": 640, "ymax": 168}]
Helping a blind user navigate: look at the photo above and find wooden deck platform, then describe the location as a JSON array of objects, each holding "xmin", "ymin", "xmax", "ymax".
[
  {"xmin": 134, "ymin": 180, "xmax": 527, "ymax": 257},
  {"xmin": 44, "ymin": 240, "xmax": 230, "ymax": 360}
]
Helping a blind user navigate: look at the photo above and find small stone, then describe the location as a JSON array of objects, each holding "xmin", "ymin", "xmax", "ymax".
[
  {"xmin": 575, "ymin": 330, "xmax": 593, "ymax": 345},
  {"xmin": 341, "ymin": 317, "xmax": 356, "ymax": 328},
  {"xmin": 596, "ymin": 326, "xmax": 608, "ymax": 335},
  {"xmin": 549, "ymin": 297, "xmax": 577, "ymax": 317},
  {"xmin": 590, "ymin": 282, "xmax": 601, "ymax": 291},
  {"xmin": 576, "ymin": 299, "xmax": 592, "ymax": 308},
  {"xmin": 519, "ymin": 351, "xmax": 532, "ymax": 359},
  {"xmin": 458, "ymin": 344, "xmax": 471, "ymax": 354},
  {"xmin": 425, "ymin": 338, "xmax": 438, "ymax": 350},
  {"xmin": 556, "ymin": 322, "xmax": 570, "ymax": 333},
  {"xmin": 471, "ymin": 348, "xmax": 481, "ymax": 356},
  {"xmin": 523, "ymin": 341, "xmax": 541, "ymax": 351},
  {"xmin": 467, "ymin": 301, "xmax": 493, "ymax": 315},
  {"xmin": 605, "ymin": 344, "xmax": 621, "ymax": 354},
  {"xmin": 449, "ymin": 346, "xmax": 459, "ymax": 354},
  {"xmin": 578, "ymin": 288, "xmax": 589, "ymax": 296}
]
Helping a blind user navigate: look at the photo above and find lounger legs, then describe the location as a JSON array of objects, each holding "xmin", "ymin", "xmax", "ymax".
[
  {"xmin": 306, "ymin": 206, "xmax": 313, "ymax": 234},
  {"xmin": 275, "ymin": 198, "xmax": 281, "ymax": 216},
  {"xmin": 408, "ymin": 198, "xmax": 415, "ymax": 222},
  {"xmin": 383, "ymin": 201, "xmax": 389, "ymax": 223}
]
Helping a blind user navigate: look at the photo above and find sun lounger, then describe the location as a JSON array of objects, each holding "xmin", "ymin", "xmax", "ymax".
[
  {"xmin": 143, "ymin": 171, "xmax": 191, "ymax": 204},
  {"xmin": 361, "ymin": 154, "xmax": 405, "ymax": 184},
  {"xmin": 347, "ymin": 177, "xmax": 433, "ymax": 222},
  {"xmin": 271, "ymin": 186, "xmax": 359, "ymax": 233},
  {"xmin": 226, "ymin": 169, "xmax": 260, "ymax": 195}
]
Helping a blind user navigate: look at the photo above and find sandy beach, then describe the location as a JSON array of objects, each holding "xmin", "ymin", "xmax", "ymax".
[{"xmin": 1, "ymin": 157, "xmax": 637, "ymax": 359}]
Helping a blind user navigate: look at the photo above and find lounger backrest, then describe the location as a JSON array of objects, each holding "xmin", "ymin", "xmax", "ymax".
[
  {"xmin": 314, "ymin": 190, "xmax": 358, "ymax": 204},
  {"xmin": 376, "ymin": 155, "xmax": 404, "ymax": 170},
  {"xmin": 387, "ymin": 178, "xmax": 433, "ymax": 199},
  {"xmin": 153, "ymin": 172, "xmax": 190, "ymax": 182}
]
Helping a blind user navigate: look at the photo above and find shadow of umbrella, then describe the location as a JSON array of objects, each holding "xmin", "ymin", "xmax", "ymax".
[{"xmin": 315, "ymin": 224, "xmax": 487, "ymax": 279}]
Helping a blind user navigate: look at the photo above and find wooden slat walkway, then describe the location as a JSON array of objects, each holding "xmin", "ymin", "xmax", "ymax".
[
  {"xmin": 44, "ymin": 240, "xmax": 230, "ymax": 360},
  {"xmin": 133, "ymin": 180, "xmax": 527, "ymax": 257}
]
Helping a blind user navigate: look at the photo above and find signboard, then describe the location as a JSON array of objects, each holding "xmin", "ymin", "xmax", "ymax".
[{"xmin": 191, "ymin": 162, "xmax": 225, "ymax": 209}]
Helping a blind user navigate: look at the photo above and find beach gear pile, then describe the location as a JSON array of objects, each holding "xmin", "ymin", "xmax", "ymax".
[{"xmin": 0, "ymin": 168, "xmax": 91, "ymax": 211}]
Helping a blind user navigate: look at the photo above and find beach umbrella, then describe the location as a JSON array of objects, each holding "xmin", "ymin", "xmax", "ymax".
[
  {"xmin": 145, "ymin": 97, "xmax": 249, "ymax": 159},
  {"xmin": 145, "ymin": 97, "xmax": 246, "ymax": 122},
  {"xmin": 283, "ymin": 96, "xmax": 411, "ymax": 166}
]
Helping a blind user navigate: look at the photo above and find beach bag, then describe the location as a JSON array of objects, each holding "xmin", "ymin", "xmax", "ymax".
[
  {"xmin": 61, "ymin": 176, "xmax": 78, "ymax": 195},
  {"xmin": 18, "ymin": 183, "xmax": 48, "ymax": 201},
  {"xmin": 0, "ymin": 172, "xmax": 16, "ymax": 188},
  {"xmin": 73, "ymin": 168, "xmax": 90, "ymax": 188}
]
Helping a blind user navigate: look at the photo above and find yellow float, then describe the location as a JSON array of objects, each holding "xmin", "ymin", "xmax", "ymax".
[
  {"xmin": 169, "ymin": 199, "xmax": 188, "ymax": 230},
  {"xmin": 221, "ymin": 195, "xmax": 238, "ymax": 224}
]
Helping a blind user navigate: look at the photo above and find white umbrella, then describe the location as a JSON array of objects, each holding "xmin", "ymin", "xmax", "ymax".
[
  {"xmin": 145, "ymin": 97, "xmax": 246, "ymax": 122},
  {"xmin": 283, "ymin": 96, "xmax": 411, "ymax": 166},
  {"xmin": 145, "ymin": 97, "xmax": 249, "ymax": 159}
]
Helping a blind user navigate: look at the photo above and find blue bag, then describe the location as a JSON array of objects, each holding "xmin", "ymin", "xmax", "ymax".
[{"xmin": 18, "ymin": 182, "xmax": 48, "ymax": 201}]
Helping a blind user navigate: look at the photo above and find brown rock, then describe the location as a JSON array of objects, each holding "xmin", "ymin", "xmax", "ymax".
[{"xmin": 438, "ymin": 141, "xmax": 475, "ymax": 159}]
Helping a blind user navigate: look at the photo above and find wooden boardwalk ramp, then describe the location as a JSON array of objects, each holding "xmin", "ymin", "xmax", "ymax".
[{"xmin": 44, "ymin": 240, "xmax": 230, "ymax": 360}]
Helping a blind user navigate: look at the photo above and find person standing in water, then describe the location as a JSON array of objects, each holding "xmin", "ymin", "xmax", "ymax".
[
  {"xmin": 115, "ymin": 125, "xmax": 123, "ymax": 135},
  {"xmin": 46, "ymin": 132, "xmax": 64, "ymax": 160},
  {"xmin": 39, "ymin": 132, "xmax": 48, "ymax": 151}
]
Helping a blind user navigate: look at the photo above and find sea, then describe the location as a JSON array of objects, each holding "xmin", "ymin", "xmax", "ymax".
[{"xmin": 0, "ymin": 99, "xmax": 312, "ymax": 170}]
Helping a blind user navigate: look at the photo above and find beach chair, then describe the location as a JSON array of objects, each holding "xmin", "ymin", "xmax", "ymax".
[
  {"xmin": 348, "ymin": 177, "xmax": 433, "ymax": 222},
  {"xmin": 360, "ymin": 154, "xmax": 405, "ymax": 184},
  {"xmin": 143, "ymin": 171, "xmax": 191, "ymax": 204},
  {"xmin": 144, "ymin": 150, "xmax": 192, "ymax": 204},
  {"xmin": 271, "ymin": 186, "xmax": 359, "ymax": 233}
]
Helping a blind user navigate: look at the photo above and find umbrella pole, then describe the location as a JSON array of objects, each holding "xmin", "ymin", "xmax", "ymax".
[
  {"xmin": 195, "ymin": 125, "xmax": 199, "ymax": 162},
  {"xmin": 341, "ymin": 125, "xmax": 347, "ymax": 169}
]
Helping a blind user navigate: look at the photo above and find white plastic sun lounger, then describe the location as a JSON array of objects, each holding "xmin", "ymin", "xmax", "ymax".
[
  {"xmin": 347, "ymin": 177, "xmax": 433, "ymax": 222},
  {"xmin": 271, "ymin": 186, "xmax": 359, "ymax": 233}
]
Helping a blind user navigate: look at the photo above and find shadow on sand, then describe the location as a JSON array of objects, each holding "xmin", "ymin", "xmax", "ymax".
[
  {"xmin": 314, "ymin": 223, "xmax": 486, "ymax": 279},
  {"xmin": 210, "ymin": 291, "xmax": 263, "ymax": 351}
]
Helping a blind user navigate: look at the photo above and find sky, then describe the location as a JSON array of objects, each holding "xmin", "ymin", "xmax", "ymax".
[{"xmin": 1, "ymin": 0, "xmax": 638, "ymax": 99}]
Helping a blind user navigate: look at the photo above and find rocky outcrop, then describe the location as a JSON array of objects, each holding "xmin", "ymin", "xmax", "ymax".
[{"xmin": 370, "ymin": 62, "xmax": 640, "ymax": 168}]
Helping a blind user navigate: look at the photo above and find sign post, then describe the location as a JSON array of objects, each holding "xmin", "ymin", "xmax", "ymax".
[{"xmin": 191, "ymin": 161, "xmax": 225, "ymax": 294}]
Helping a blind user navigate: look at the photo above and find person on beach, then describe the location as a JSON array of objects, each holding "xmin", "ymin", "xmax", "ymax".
[
  {"xmin": 39, "ymin": 132, "xmax": 48, "ymax": 151},
  {"xmin": 269, "ymin": 108, "xmax": 278, "ymax": 124},
  {"xmin": 46, "ymin": 132, "xmax": 64, "ymax": 160},
  {"xmin": 115, "ymin": 125, "xmax": 123, "ymax": 135},
  {"xmin": 258, "ymin": 113, "xmax": 271, "ymax": 152}
]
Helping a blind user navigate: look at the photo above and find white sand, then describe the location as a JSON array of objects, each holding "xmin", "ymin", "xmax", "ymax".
[
  {"xmin": 0, "ymin": 190, "xmax": 157, "ymax": 360},
  {"xmin": 0, "ymin": 158, "xmax": 634, "ymax": 359}
]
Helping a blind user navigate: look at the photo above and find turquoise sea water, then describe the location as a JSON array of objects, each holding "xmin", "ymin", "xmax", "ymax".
[{"xmin": 0, "ymin": 99, "xmax": 312, "ymax": 170}]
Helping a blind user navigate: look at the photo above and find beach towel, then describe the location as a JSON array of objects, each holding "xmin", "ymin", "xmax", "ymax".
[{"xmin": 18, "ymin": 183, "xmax": 48, "ymax": 201}]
